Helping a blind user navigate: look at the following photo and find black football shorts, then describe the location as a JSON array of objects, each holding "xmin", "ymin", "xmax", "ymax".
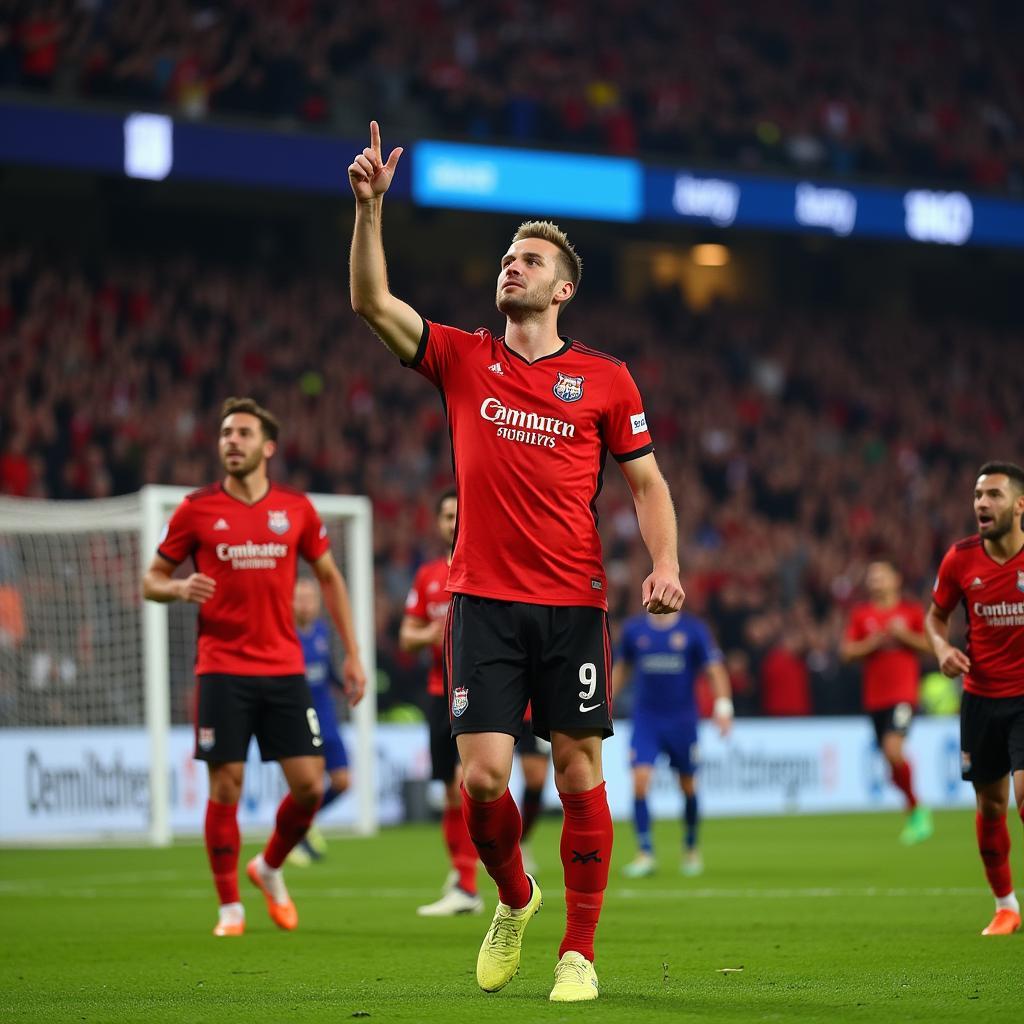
[
  {"xmin": 870, "ymin": 702, "xmax": 914, "ymax": 747},
  {"xmin": 444, "ymin": 594, "xmax": 613, "ymax": 742},
  {"xmin": 427, "ymin": 691, "xmax": 460, "ymax": 782},
  {"xmin": 194, "ymin": 673, "xmax": 324, "ymax": 763},
  {"xmin": 959, "ymin": 691, "xmax": 1024, "ymax": 785}
]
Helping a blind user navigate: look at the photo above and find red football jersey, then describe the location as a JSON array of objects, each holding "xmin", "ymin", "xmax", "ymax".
[
  {"xmin": 844, "ymin": 601, "xmax": 924, "ymax": 711},
  {"xmin": 933, "ymin": 535, "xmax": 1024, "ymax": 698},
  {"xmin": 409, "ymin": 321, "xmax": 654, "ymax": 609},
  {"xmin": 157, "ymin": 482, "xmax": 330, "ymax": 676},
  {"xmin": 404, "ymin": 556, "xmax": 451, "ymax": 697}
]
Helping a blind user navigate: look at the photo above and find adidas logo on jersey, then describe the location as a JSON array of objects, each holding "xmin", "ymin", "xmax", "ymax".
[
  {"xmin": 487, "ymin": 362, "xmax": 504, "ymax": 375},
  {"xmin": 970, "ymin": 577, "xmax": 985, "ymax": 589},
  {"xmin": 213, "ymin": 518, "xmax": 230, "ymax": 531}
]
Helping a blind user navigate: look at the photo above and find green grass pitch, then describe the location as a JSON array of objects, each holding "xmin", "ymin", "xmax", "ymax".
[{"xmin": 1, "ymin": 810, "xmax": 1018, "ymax": 1023}]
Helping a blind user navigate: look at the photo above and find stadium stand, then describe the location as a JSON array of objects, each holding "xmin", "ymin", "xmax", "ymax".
[{"xmin": 1, "ymin": 0, "xmax": 1022, "ymax": 192}]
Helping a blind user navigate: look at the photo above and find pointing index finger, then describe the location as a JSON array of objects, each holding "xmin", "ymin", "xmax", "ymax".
[{"xmin": 370, "ymin": 120, "xmax": 381, "ymax": 159}]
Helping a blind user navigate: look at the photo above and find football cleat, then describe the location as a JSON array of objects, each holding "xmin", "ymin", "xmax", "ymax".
[
  {"xmin": 417, "ymin": 887, "xmax": 484, "ymax": 917},
  {"xmin": 681, "ymin": 850, "xmax": 704, "ymax": 877},
  {"xmin": 212, "ymin": 903, "xmax": 245, "ymax": 937},
  {"xmin": 476, "ymin": 875, "xmax": 542, "ymax": 992},
  {"xmin": 622, "ymin": 852, "xmax": 656, "ymax": 879},
  {"xmin": 981, "ymin": 908, "xmax": 1021, "ymax": 936},
  {"xmin": 286, "ymin": 843, "xmax": 313, "ymax": 868},
  {"xmin": 246, "ymin": 855, "xmax": 298, "ymax": 931},
  {"xmin": 303, "ymin": 824, "xmax": 327, "ymax": 858},
  {"xmin": 549, "ymin": 950, "xmax": 599, "ymax": 1002},
  {"xmin": 899, "ymin": 806, "xmax": 934, "ymax": 846}
]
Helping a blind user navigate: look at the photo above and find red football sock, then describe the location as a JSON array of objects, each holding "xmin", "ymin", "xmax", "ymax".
[
  {"xmin": 205, "ymin": 799, "xmax": 240, "ymax": 905},
  {"xmin": 461, "ymin": 785, "xmax": 531, "ymax": 909},
  {"xmin": 442, "ymin": 806, "xmax": 478, "ymax": 895},
  {"xmin": 976, "ymin": 813, "xmax": 1014, "ymax": 898},
  {"xmin": 559, "ymin": 782, "xmax": 613, "ymax": 963},
  {"xmin": 264, "ymin": 793, "xmax": 319, "ymax": 870},
  {"xmin": 891, "ymin": 761, "xmax": 917, "ymax": 810}
]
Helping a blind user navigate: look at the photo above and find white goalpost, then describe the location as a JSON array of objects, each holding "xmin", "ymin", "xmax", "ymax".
[{"xmin": 0, "ymin": 486, "xmax": 377, "ymax": 845}]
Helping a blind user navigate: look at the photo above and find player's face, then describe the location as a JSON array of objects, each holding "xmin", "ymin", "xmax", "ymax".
[
  {"xmin": 219, "ymin": 413, "xmax": 274, "ymax": 478},
  {"xmin": 974, "ymin": 474, "xmax": 1024, "ymax": 540},
  {"xmin": 293, "ymin": 580, "xmax": 320, "ymax": 625},
  {"xmin": 496, "ymin": 239, "xmax": 571, "ymax": 317},
  {"xmin": 437, "ymin": 497, "xmax": 457, "ymax": 547},
  {"xmin": 865, "ymin": 562, "xmax": 898, "ymax": 600}
]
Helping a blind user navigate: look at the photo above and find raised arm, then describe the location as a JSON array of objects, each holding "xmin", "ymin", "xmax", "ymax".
[
  {"xmin": 348, "ymin": 120, "xmax": 424, "ymax": 362},
  {"xmin": 618, "ymin": 453, "xmax": 685, "ymax": 614},
  {"xmin": 924, "ymin": 601, "xmax": 971, "ymax": 678}
]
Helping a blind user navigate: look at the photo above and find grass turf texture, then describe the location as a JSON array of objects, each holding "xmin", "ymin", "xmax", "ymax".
[{"xmin": 1, "ymin": 811, "xmax": 1016, "ymax": 1023}]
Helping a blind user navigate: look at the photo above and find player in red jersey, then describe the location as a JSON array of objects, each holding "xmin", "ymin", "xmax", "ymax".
[
  {"xmin": 142, "ymin": 397, "xmax": 367, "ymax": 937},
  {"xmin": 401, "ymin": 489, "xmax": 483, "ymax": 916},
  {"xmin": 926, "ymin": 461, "xmax": 1024, "ymax": 937},
  {"xmin": 349, "ymin": 123, "xmax": 684, "ymax": 1002},
  {"xmin": 841, "ymin": 560, "xmax": 934, "ymax": 844}
]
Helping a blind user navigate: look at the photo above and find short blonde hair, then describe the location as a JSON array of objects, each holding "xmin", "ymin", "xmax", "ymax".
[{"xmin": 512, "ymin": 220, "xmax": 582, "ymax": 300}]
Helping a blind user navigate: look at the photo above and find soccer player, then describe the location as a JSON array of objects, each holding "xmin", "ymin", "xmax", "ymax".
[
  {"xmin": 841, "ymin": 560, "xmax": 934, "ymax": 844},
  {"xmin": 926, "ymin": 461, "xmax": 1024, "ymax": 937},
  {"xmin": 142, "ymin": 397, "xmax": 366, "ymax": 937},
  {"xmin": 349, "ymin": 123, "xmax": 685, "ymax": 1002},
  {"xmin": 288, "ymin": 577, "xmax": 353, "ymax": 865},
  {"xmin": 612, "ymin": 609, "xmax": 733, "ymax": 879},
  {"xmin": 401, "ymin": 489, "xmax": 483, "ymax": 916}
]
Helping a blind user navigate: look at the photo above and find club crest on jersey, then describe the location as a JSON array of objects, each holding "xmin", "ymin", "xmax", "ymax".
[
  {"xmin": 670, "ymin": 631, "xmax": 687, "ymax": 650},
  {"xmin": 452, "ymin": 686, "xmax": 469, "ymax": 717},
  {"xmin": 267, "ymin": 509, "xmax": 290, "ymax": 535},
  {"xmin": 1018, "ymin": 571, "xmax": 1024, "ymax": 594},
  {"xmin": 553, "ymin": 372, "xmax": 584, "ymax": 403}
]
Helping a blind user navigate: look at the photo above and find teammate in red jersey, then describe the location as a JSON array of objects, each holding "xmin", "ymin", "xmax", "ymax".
[
  {"xmin": 401, "ymin": 489, "xmax": 483, "ymax": 917},
  {"xmin": 142, "ymin": 397, "xmax": 367, "ymax": 938},
  {"xmin": 841, "ymin": 560, "xmax": 934, "ymax": 844},
  {"xmin": 926, "ymin": 461, "xmax": 1024, "ymax": 937},
  {"xmin": 349, "ymin": 123, "xmax": 684, "ymax": 1002}
]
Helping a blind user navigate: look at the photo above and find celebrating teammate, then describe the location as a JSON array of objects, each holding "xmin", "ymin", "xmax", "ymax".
[
  {"xmin": 349, "ymin": 122, "xmax": 684, "ymax": 1002},
  {"xmin": 926, "ymin": 461, "xmax": 1024, "ymax": 936},
  {"xmin": 142, "ymin": 397, "xmax": 366, "ymax": 937},
  {"xmin": 841, "ymin": 560, "xmax": 934, "ymax": 845},
  {"xmin": 288, "ymin": 577, "xmax": 354, "ymax": 865},
  {"xmin": 401, "ymin": 490, "xmax": 483, "ymax": 916},
  {"xmin": 612, "ymin": 609, "xmax": 732, "ymax": 879}
]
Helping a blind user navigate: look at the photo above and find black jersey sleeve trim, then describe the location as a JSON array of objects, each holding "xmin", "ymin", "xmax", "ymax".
[
  {"xmin": 155, "ymin": 548, "xmax": 182, "ymax": 566},
  {"xmin": 613, "ymin": 442, "xmax": 655, "ymax": 463},
  {"xmin": 401, "ymin": 317, "xmax": 431, "ymax": 369}
]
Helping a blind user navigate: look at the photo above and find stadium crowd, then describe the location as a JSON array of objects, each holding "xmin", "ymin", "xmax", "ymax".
[
  {"xmin": 0, "ymin": 244, "xmax": 1003, "ymax": 723},
  {"xmin": 1, "ymin": 0, "xmax": 1022, "ymax": 193}
]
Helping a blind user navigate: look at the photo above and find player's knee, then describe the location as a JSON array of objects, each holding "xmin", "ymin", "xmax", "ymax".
[
  {"xmin": 291, "ymin": 776, "xmax": 325, "ymax": 809},
  {"xmin": 461, "ymin": 761, "xmax": 507, "ymax": 802},
  {"xmin": 555, "ymin": 759, "xmax": 602, "ymax": 794},
  {"xmin": 331, "ymin": 769, "xmax": 350, "ymax": 794}
]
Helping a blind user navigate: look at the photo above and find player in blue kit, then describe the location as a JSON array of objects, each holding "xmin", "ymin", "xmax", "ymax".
[
  {"xmin": 288, "ymin": 577, "xmax": 351, "ymax": 865},
  {"xmin": 612, "ymin": 610, "xmax": 733, "ymax": 877}
]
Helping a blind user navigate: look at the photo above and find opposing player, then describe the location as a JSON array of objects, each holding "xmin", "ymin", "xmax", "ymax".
[
  {"xmin": 841, "ymin": 560, "xmax": 934, "ymax": 844},
  {"xmin": 142, "ymin": 397, "xmax": 366, "ymax": 937},
  {"xmin": 926, "ymin": 461, "xmax": 1024, "ymax": 936},
  {"xmin": 288, "ymin": 577, "xmax": 355, "ymax": 865},
  {"xmin": 612, "ymin": 608, "xmax": 732, "ymax": 878},
  {"xmin": 401, "ymin": 490, "xmax": 483, "ymax": 916},
  {"xmin": 349, "ymin": 122, "xmax": 684, "ymax": 1002}
]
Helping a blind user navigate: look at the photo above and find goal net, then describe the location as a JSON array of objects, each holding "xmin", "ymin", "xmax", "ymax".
[{"xmin": 0, "ymin": 485, "xmax": 377, "ymax": 844}]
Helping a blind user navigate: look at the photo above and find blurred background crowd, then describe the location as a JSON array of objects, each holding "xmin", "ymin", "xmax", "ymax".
[{"xmin": 2, "ymin": 0, "xmax": 1023, "ymax": 192}]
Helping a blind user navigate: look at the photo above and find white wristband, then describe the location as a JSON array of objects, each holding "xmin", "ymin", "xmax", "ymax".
[{"xmin": 713, "ymin": 696, "xmax": 734, "ymax": 720}]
